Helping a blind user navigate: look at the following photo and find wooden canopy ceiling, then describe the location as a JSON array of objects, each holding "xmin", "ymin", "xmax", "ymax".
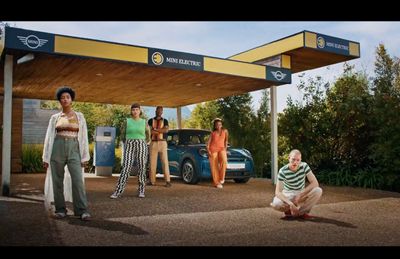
[
  {"xmin": 0, "ymin": 26, "xmax": 291, "ymax": 108},
  {"xmin": 0, "ymin": 52, "xmax": 273, "ymax": 107}
]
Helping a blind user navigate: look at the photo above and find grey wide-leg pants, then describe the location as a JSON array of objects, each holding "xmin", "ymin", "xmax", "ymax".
[{"xmin": 50, "ymin": 136, "xmax": 88, "ymax": 216}]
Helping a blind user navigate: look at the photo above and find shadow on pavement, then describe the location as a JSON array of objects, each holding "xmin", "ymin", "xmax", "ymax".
[
  {"xmin": 281, "ymin": 216, "xmax": 357, "ymax": 229},
  {"xmin": 0, "ymin": 200, "xmax": 62, "ymax": 246},
  {"xmin": 11, "ymin": 194, "xmax": 44, "ymax": 203},
  {"xmin": 63, "ymin": 217, "xmax": 149, "ymax": 236}
]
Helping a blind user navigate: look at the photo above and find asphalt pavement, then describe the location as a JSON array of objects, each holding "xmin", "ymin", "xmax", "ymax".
[{"xmin": 1, "ymin": 173, "xmax": 400, "ymax": 246}]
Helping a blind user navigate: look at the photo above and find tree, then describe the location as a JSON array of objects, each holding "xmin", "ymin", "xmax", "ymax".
[
  {"xmin": 369, "ymin": 44, "xmax": 400, "ymax": 175},
  {"xmin": 217, "ymin": 93, "xmax": 267, "ymax": 177},
  {"xmin": 216, "ymin": 93, "xmax": 254, "ymax": 147},
  {"xmin": 185, "ymin": 101, "xmax": 219, "ymax": 130},
  {"xmin": 373, "ymin": 44, "xmax": 394, "ymax": 94},
  {"xmin": 108, "ymin": 105, "xmax": 131, "ymax": 145},
  {"xmin": 326, "ymin": 63, "xmax": 373, "ymax": 170},
  {"xmin": 253, "ymin": 89, "xmax": 271, "ymax": 177},
  {"xmin": 257, "ymin": 89, "xmax": 270, "ymax": 122},
  {"xmin": 279, "ymin": 76, "xmax": 332, "ymax": 171}
]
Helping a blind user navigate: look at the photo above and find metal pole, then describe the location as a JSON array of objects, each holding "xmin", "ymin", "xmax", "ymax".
[
  {"xmin": 176, "ymin": 107, "xmax": 182, "ymax": 129},
  {"xmin": 2, "ymin": 54, "xmax": 13, "ymax": 196},
  {"xmin": 270, "ymin": 85, "xmax": 278, "ymax": 185}
]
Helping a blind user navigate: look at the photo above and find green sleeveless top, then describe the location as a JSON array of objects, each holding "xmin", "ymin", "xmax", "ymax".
[{"xmin": 125, "ymin": 118, "xmax": 146, "ymax": 140}]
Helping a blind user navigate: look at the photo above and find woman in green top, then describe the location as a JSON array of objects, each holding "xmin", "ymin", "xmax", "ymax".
[{"xmin": 110, "ymin": 103, "xmax": 150, "ymax": 198}]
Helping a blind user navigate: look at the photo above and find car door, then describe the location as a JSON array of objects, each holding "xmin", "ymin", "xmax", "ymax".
[{"xmin": 166, "ymin": 131, "xmax": 180, "ymax": 175}]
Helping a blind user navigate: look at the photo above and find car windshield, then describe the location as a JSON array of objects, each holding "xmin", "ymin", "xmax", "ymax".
[{"xmin": 179, "ymin": 131, "xmax": 210, "ymax": 145}]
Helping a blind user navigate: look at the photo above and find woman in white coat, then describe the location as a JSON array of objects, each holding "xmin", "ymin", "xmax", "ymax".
[{"xmin": 42, "ymin": 87, "xmax": 91, "ymax": 221}]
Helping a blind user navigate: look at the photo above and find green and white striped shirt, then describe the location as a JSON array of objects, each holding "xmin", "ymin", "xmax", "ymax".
[{"xmin": 278, "ymin": 162, "xmax": 311, "ymax": 191}]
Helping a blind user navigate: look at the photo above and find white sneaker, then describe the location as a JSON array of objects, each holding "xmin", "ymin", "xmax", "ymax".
[
  {"xmin": 220, "ymin": 180, "xmax": 225, "ymax": 185},
  {"xmin": 216, "ymin": 184, "xmax": 223, "ymax": 189},
  {"xmin": 80, "ymin": 212, "xmax": 91, "ymax": 221},
  {"xmin": 110, "ymin": 193, "xmax": 119, "ymax": 199},
  {"xmin": 138, "ymin": 192, "xmax": 145, "ymax": 198},
  {"xmin": 54, "ymin": 212, "xmax": 67, "ymax": 219}
]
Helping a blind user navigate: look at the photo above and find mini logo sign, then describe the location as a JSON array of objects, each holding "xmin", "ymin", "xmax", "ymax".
[
  {"xmin": 17, "ymin": 35, "xmax": 48, "ymax": 49},
  {"xmin": 151, "ymin": 52, "xmax": 164, "ymax": 65},
  {"xmin": 317, "ymin": 36, "xmax": 325, "ymax": 49},
  {"xmin": 316, "ymin": 34, "xmax": 350, "ymax": 55},
  {"xmin": 148, "ymin": 48, "xmax": 203, "ymax": 72},
  {"xmin": 271, "ymin": 70, "xmax": 287, "ymax": 81}
]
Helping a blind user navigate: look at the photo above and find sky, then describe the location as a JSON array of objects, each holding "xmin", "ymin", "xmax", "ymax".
[{"xmin": 5, "ymin": 21, "xmax": 400, "ymax": 112}]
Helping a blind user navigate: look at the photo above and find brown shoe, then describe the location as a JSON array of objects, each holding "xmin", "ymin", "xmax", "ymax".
[{"xmin": 280, "ymin": 210, "xmax": 294, "ymax": 220}]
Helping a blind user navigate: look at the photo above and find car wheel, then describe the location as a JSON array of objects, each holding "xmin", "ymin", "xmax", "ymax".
[
  {"xmin": 234, "ymin": 177, "xmax": 250, "ymax": 183},
  {"xmin": 181, "ymin": 159, "xmax": 200, "ymax": 184}
]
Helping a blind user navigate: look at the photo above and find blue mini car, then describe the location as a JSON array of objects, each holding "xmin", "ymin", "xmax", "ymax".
[{"xmin": 156, "ymin": 129, "xmax": 255, "ymax": 184}]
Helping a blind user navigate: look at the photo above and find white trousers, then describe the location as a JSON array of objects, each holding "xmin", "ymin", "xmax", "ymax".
[{"xmin": 270, "ymin": 187, "xmax": 322, "ymax": 215}]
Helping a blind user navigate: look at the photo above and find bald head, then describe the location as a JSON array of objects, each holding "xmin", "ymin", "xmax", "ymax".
[
  {"xmin": 289, "ymin": 149, "xmax": 301, "ymax": 157},
  {"xmin": 288, "ymin": 149, "xmax": 302, "ymax": 170}
]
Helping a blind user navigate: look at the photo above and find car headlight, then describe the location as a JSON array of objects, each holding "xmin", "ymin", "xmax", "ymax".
[
  {"xmin": 243, "ymin": 148, "xmax": 252, "ymax": 157},
  {"xmin": 198, "ymin": 148, "xmax": 208, "ymax": 158}
]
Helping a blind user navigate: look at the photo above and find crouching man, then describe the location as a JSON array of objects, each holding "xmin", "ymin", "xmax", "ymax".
[{"xmin": 270, "ymin": 149, "xmax": 322, "ymax": 219}]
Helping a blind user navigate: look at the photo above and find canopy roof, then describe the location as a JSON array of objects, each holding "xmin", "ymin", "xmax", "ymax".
[
  {"xmin": 229, "ymin": 30, "xmax": 360, "ymax": 73},
  {"xmin": 0, "ymin": 27, "xmax": 292, "ymax": 107}
]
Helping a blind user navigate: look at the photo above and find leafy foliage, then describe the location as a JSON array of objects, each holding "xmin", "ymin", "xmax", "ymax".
[
  {"xmin": 21, "ymin": 144, "xmax": 44, "ymax": 173},
  {"xmin": 185, "ymin": 101, "xmax": 219, "ymax": 130},
  {"xmin": 368, "ymin": 44, "xmax": 400, "ymax": 175},
  {"xmin": 278, "ymin": 44, "xmax": 400, "ymax": 192}
]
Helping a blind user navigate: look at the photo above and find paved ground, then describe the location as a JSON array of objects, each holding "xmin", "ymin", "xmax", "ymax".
[{"xmin": 1, "ymin": 173, "xmax": 400, "ymax": 246}]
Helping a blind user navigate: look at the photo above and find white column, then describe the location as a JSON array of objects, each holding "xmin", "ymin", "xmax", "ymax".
[
  {"xmin": 2, "ymin": 55, "xmax": 13, "ymax": 196},
  {"xmin": 270, "ymin": 85, "xmax": 278, "ymax": 185},
  {"xmin": 176, "ymin": 107, "xmax": 182, "ymax": 129}
]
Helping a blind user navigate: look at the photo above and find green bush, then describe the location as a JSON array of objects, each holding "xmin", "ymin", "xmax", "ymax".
[
  {"xmin": 391, "ymin": 177, "xmax": 400, "ymax": 192},
  {"xmin": 85, "ymin": 143, "xmax": 95, "ymax": 173},
  {"xmin": 113, "ymin": 147, "xmax": 122, "ymax": 173},
  {"xmin": 315, "ymin": 169, "xmax": 355, "ymax": 186},
  {"xmin": 354, "ymin": 169, "xmax": 385, "ymax": 189},
  {"xmin": 22, "ymin": 144, "xmax": 44, "ymax": 173},
  {"xmin": 317, "ymin": 167, "xmax": 387, "ymax": 189}
]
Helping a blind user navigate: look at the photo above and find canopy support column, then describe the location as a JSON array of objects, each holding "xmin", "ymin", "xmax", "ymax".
[
  {"xmin": 177, "ymin": 107, "xmax": 182, "ymax": 129},
  {"xmin": 2, "ymin": 54, "xmax": 13, "ymax": 196},
  {"xmin": 270, "ymin": 85, "xmax": 278, "ymax": 185}
]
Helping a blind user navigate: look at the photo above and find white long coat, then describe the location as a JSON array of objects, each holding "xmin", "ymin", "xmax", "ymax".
[{"xmin": 42, "ymin": 111, "xmax": 90, "ymax": 210}]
